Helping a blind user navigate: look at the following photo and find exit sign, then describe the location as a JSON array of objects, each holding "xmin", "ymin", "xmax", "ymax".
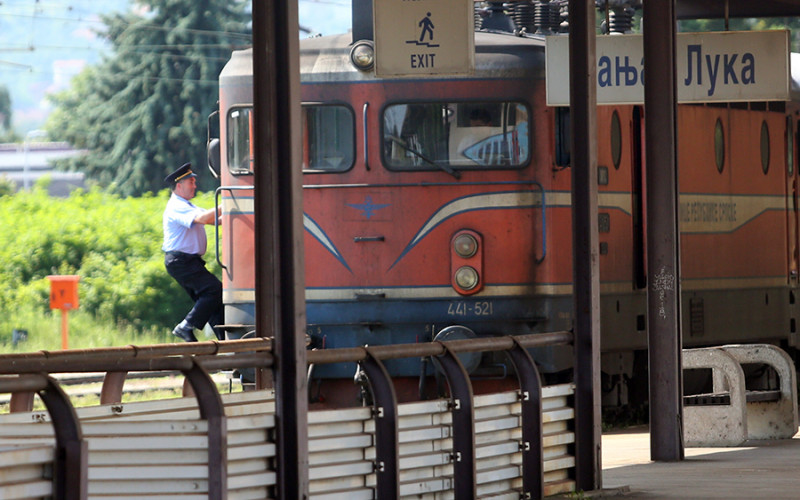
[{"xmin": 374, "ymin": 0, "xmax": 474, "ymax": 77}]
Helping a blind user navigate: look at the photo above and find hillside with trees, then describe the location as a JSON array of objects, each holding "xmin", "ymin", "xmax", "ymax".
[{"xmin": 45, "ymin": 0, "xmax": 251, "ymax": 197}]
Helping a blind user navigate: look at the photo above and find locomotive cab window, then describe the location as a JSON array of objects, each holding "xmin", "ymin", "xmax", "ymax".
[
  {"xmin": 227, "ymin": 106, "xmax": 254, "ymax": 175},
  {"xmin": 382, "ymin": 101, "xmax": 530, "ymax": 172},
  {"xmin": 302, "ymin": 104, "xmax": 355, "ymax": 172}
]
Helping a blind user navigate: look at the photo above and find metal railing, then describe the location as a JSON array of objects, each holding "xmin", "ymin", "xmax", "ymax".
[{"xmin": 0, "ymin": 331, "xmax": 573, "ymax": 500}]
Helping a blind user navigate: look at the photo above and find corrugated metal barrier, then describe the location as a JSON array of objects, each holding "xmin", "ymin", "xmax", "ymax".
[{"xmin": 0, "ymin": 332, "xmax": 575, "ymax": 499}]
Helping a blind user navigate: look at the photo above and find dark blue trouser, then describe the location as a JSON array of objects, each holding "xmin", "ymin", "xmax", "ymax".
[{"xmin": 164, "ymin": 252, "xmax": 224, "ymax": 339}]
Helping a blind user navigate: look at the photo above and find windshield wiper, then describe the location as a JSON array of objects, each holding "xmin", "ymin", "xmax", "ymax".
[{"xmin": 388, "ymin": 136, "xmax": 461, "ymax": 179}]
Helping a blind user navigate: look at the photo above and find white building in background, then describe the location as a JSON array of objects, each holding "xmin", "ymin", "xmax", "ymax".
[{"xmin": 0, "ymin": 142, "xmax": 85, "ymax": 196}]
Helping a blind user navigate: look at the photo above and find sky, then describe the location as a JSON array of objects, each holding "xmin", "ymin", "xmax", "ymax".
[
  {"xmin": 0, "ymin": 0, "xmax": 131, "ymax": 131},
  {"xmin": 0, "ymin": 0, "xmax": 353, "ymax": 134},
  {"xmin": 298, "ymin": 0, "xmax": 352, "ymax": 36}
]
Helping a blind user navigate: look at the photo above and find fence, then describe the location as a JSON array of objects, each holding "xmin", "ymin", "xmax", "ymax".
[{"xmin": 0, "ymin": 332, "xmax": 575, "ymax": 499}]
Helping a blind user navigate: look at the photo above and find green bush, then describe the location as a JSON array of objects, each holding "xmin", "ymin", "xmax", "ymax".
[
  {"xmin": 0, "ymin": 186, "xmax": 220, "ymax": 337},
  {"xmin": 0, "ymin": 175, "xmax": 15, "ymax": 197}
]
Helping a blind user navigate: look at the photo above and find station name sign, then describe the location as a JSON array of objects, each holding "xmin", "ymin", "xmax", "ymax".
[
  {"xmin": 546, "ymin": 30, "xmax": 790, "ymax": 105},
  {"xmin": 374, "ymin": 0, "xmax": 474, "ymax": 77}
]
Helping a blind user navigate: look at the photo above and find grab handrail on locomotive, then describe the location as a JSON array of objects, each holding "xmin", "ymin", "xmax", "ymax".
[{"xmin": 208, "ymin": 1, "xmax": 800, "ymax": 409}]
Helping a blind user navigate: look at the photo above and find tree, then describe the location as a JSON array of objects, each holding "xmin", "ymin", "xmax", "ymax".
[
  {"xmin": 0, "ymin": 85, "xmax": 12, "ymax": 140},
  {"xmin": 46, "ymin": 0, "xmax": 251, "ymax": 196},
  {"xmin": 678, "ymin": 18, "xmax": 800, "ymax": 51}
]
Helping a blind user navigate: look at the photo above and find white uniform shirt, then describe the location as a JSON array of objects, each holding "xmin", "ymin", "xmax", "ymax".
[{"xmin": 162, "ymin": 193, "xmax": 207, "ymax": 255}]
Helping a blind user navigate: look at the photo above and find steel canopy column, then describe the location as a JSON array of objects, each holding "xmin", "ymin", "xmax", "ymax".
[
  {"xmin": 568, "ymin": 0, "xmax": 601, "ymax": 491},
  {"xmin": 642, "ymin": 0, "xmax": 684, "ymax": 461},
  {"xmin": 252, "ymin": 0, "xmax": 309, "ymax": 498}
]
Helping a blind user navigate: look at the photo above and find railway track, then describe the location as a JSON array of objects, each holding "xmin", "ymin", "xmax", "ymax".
[{"xmin": 0, "ymin": 370, "xmax": 242, "ymax": 407}]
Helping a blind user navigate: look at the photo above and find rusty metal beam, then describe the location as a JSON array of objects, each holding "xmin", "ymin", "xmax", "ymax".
[
  {"xmin": 434, "ymin": 344, "xmax": 476, "ymax": 498},
  {"xmin": 38, "ymin": 376, "xmax": 87, "ymax": 500},
  {"xmin": 643, "ymin": 0, "xmax": 684, "ymax": 462},
  {"xmin": 0, "ymin": 333, "xmax": 570, "ymax": 375},
  {"xmin": 183, "ymin": 361, "xmax": 227, "ymax": 499},
  {"xmin": 506, "ymin": 340, "xmax": 544, "ymax": 499},
  {"xmin": 9, "ymin": 391, "xmax": 35, "ymax": 412},
  {"xmin": 358, "ymin": 350, "xmax": 399, "ymax": 499},
  {"xmin": 0, "ymin": 352, "xmax": 272, "ymax": 376},
  {"xmin": 568, "ymin": 0, "xmax": 602, "ymax": 492},
  {"xmin": 306, "ymin": 332, "xmax": 573, "ymax": 364},
  {"xmin": 100, "ymin": 371, "xmax": 127, "ymax": 404},
  {"xmin": 0, "ymin": 338, "xmax": 271, "ymax": 363}
]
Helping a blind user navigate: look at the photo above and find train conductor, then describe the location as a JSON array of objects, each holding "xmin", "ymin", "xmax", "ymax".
[{"xmin": 162, "ymin": 162, "xmax": 224, "ymax": 342}]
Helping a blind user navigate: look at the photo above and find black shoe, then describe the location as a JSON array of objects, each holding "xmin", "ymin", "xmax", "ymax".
[{"xmin": 172, "ymin": 322, "xmax": 198, "ymax": 342}]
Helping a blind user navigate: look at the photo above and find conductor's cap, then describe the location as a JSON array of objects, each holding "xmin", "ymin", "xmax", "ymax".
[{"xmin": 165, "ymin": 163, "xmax": 197, "ymax": 185}]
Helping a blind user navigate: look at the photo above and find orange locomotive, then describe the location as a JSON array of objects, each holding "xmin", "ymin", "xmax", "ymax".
[{"xmin": 209, "ymin": 5, "xmax": 800, "ymax": 408}]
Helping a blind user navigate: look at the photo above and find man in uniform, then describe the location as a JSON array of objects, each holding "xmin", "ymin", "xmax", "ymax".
[{"xmin": 162, "ymin": 163, "xmax": 224, "ymax": 342}]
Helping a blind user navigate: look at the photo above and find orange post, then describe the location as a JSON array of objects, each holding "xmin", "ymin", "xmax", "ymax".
[
  {"xmin": 60, "ymin": 309, "xmax": 69, "ymax": 349},
  {"xmin": 46, "ymin": 275, "xmax": 80, "ymax": 350}
]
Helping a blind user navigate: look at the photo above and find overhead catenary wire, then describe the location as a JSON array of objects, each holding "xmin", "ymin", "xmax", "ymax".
[
  {"xmin": 0, "ymin": 1, "xmax": 253, "ymax": 49},
  {"xmin": 0, "ymin": 1, "xmax": 252, "ymax": 81},
  {"xmin": 0, "ymin": 10, "xmax": 253, "ymax": 41}
]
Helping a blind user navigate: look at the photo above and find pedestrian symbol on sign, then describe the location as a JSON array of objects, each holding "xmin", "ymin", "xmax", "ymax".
[
  {"xmin": 407, "ymin": 12, "xmax": 439, "ymax": 48},
  {"xmin": 419, "ymin": 13, "xmax": 434, "ymax": 42}
]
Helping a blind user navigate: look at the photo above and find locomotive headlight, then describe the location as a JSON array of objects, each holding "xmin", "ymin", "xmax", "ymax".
[
  {"xmin": 454, "ymin": 266, "xmax": 480, "ymax": 290},
  {"xmin": 350, "ymin": 40, "xmax": 375, "ymax": 71},
  {"xmin": 453, "ymin": 233, "xmax": 478, "ymax": 258},
  {"xmin": 451, "ymin": 230, "xmax": 483, "ymax": 295}
]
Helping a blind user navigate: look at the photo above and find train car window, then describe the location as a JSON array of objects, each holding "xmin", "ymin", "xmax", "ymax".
[
  {"xmin": 382, "ymin": 101, "xmax": 530, "ymax": 172},
  {"xmin": 714, "ymin": 118, "xmax": 725, "ymax": 173},
  {"xmin": 786, "ymin": 116, "xmax": 794, "ymax": 178},
  {"xmin": 227, "ymin": 106, "xmax": 254, "ymax": 175},
  {"xmin": 555, "ymin": 107, "xmax": 570, "ymax": 167},
  {"xmin": 761, "ymin": 120, "xmax": 770, "ymax": 175},
  {"xmin": 302, "ymin": 104, "xmax": 355, "ymax": 173},
  {"xmin": 611, "ymin": 110, "xmax": 622, "ymax": 169}
]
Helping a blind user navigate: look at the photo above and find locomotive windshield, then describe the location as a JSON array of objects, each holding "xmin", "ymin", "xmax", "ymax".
[
  {"xmin": 302, "ymin": 104, "xmax": 355, "ymax": 172},
  {"xmin": 227, "ymin": 106, "xmax": 254, "ymax": 175},
  {"xmin": 382, "ymin": 101, "xmax": 530, "ymax": 172},
  {"xmin": 226, "ymin": 104, "xmax": 355, "ymax": 175}
]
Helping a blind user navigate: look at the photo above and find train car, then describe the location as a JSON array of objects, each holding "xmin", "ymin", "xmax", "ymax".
[{"xmin": 208, "ymin": 2, "xmax": 800, "ymax": 408}]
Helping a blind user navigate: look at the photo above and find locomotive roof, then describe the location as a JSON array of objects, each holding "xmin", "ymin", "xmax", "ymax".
[
  {"xmin": 298, "ymin": 31, "xmax": 546, "ymax": 82},
  {"xmin": 224, "ymin": 35, "xmax": 800, "ymax": 104}
]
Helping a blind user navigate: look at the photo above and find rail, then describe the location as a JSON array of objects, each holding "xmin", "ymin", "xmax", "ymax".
[
  {"xmin": 214, "ymin": 185, "xmax": 255, "ymax": 270},
  {"xmin": 0, "ymin": 331, "xmax": 573, "ymax": 499}
]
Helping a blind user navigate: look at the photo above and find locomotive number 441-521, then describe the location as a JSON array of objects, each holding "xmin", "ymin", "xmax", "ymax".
[{"xmin": 447, "ymin": 301, "xmax": 494, "ymax": 317}]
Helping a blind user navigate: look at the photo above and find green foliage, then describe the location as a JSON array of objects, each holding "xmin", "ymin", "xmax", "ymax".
[
  {"xmin": 0, "ymin": 304, "xmax": 172, "ymax": 353},
  {"xmin": 0, "ymin": 175, "xmax": 16, "ymax": 198},
  {"xmin": 0, "ymin": 85, "xmax": 18, "ymax": 142},
  {"xmin": 678, "ymin": 17, "xmax": 800, "ymax": 51},
  {"xmin": 0, "ymin": 85, "xmax": 11, "ymax": 131},
  {"xmin": 0, "ymin": 188, "xmax": 220, "ymax": 341},
  {"xmin": 45, "ymin": 0, "xmax": 251, "ymax": 197}
]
